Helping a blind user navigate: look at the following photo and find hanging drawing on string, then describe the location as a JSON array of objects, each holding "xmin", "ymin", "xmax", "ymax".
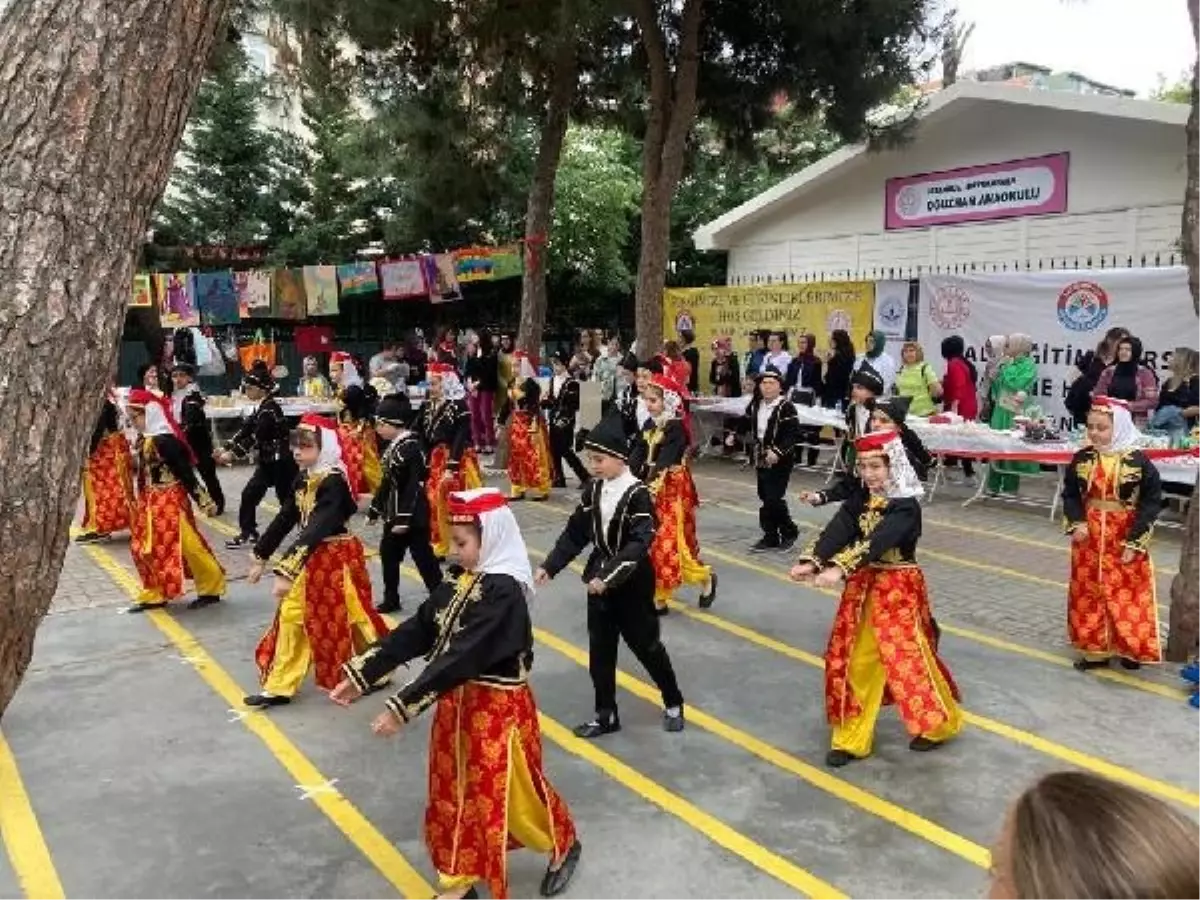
[
  {"xmin": 272, "ymin": 268, "xmax": 308, "ymax": 320},
  {"xmin": 337, "ymin": 261, "xmax": 379, "ymax": 298},
  {"xmin": 156, "ymin": 272, "xmax": 199, "ymax": 328},
  {"xmin": 428, "ymin": 253, "xmax": 462, "ymax": 303},
  {"xmin": 236, "ymin": 269, "xmax": 273, "ymax": 318},
  {"xmin": 195, "ymin": 270, "xmax": 241, "ymax": 325},
  {"xmin": 303, "ymin": 265, "xmax": 339, "ymax": 316},
  {"xmin": 378, "ymin": 258, "xmax": 427, "ymax": 300},
  {"xmin": 130, "ymin": 273, "xmax": 154, "ymax": 308}
]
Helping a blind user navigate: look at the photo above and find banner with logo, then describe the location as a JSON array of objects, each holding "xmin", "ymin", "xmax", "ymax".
[
  {"xmin": 917, "ymin": 267, "xmax": 1193, "ymax": 429},
  {"xmin": 662, "ymin": 281, "xmax": 875, "ymax": 389},
  {"xmin": 873, "ymin": 279, "xmax": 911, "ymax": 358}
]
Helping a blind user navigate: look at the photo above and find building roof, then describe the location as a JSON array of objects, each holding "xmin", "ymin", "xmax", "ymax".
[{"xmin": 693, "ymin": 80, "xmax": 1189, "ymax": 251}]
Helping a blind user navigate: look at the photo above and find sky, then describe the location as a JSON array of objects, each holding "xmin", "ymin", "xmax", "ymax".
[{"xmin": 943, "ymin": 0, "xmax": 1196, "ymax": 97}]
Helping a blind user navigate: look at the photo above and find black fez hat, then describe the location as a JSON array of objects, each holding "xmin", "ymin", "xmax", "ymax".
[
  {"xmin": 375, "ymin": 393, "xmax": 414, "ymax": 427},
  {"xmin": 582, "ymin": 412, "xmax": 630, "ymax": 462},
  {"xmin": 850, "ymin": 362, "xmax": 885, "ymax": 396}
]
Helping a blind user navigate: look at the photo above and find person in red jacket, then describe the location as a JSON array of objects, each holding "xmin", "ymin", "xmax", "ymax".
[{"xmin": 940, "ymin": 336, "xmax": 979, "ymax": 481}]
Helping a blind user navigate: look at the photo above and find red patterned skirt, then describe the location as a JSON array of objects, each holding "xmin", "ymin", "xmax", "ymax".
[
  {"xmin": 649, "ymin": 466, "xmax": 709, "ymax": 599},
  {"xmin": 255, "ymin": 536, "xmax": 390, "ymax": 690},
  {"xmin": 130, "ymin": 483, "xmax": 221, "ymax": 601},
  {"xmin": 824, "ymin": 564, "xmax": 960, "ymax": 734},
  {"xmin": 507, "ymin": 411, "xmax": 552, "ymax": 497},
  {"xmin": 1068, "ymin": 506, "xmax": 1161, "ymax": 663},
  {"xmin": 427, "ymin": 444, "xmax": 483, "ymax": 555},
  {"xmin": 80, "ymin": 432, "xmax": 135, "ymax": 534},
  {"xmin": 425, "ymin": 682, "xmax": 576, "ymax": 899}
]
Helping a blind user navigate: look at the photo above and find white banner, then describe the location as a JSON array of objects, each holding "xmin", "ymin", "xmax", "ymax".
[
  {"xmin": 873, "ymin": 279, "xmax": 910, "ymax": 359},
  {"xmin": 917, "ymin": 267, "xmax": 1195, "ymax": 430}
]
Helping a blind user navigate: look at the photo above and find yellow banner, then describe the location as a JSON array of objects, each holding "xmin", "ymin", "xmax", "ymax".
[{"xmin": 662, "ymin": 281, "xmax": 876, "ymax": 388}]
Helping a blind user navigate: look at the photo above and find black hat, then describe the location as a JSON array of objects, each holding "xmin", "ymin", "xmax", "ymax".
[
  {"xmin": 170, "ymin": 361, "xmax": 197, "ymax": 377},
  {"xmin": 375, "ymin": 393, "xmax": 414, "ymax": 427},
  {"xmin": 582, "ymin": 412, "xmax": 630, "ymax": 462},
  {"xmin": 619, "ymin": 353, "xmax": 639, "ymax": 373},
  {"xmin": 242, "ymin": 360, "xmax": 276, "ymax": 392},
  {"xmin": 850, "ymin": 362, "xmax": 884, "ymax": 396},
  {"xmin": 873, "ymin": 395, "xmax": 911, "ymax": 425},
  {"xmin": 756, "ymin": 366, "xmax": 785, "ymax": 384},
  {"xmin": 342, "ymin": 384, "xmax": 371, "ymax": 419}
]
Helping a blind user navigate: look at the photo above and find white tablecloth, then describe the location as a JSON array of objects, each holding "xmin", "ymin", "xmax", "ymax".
[
  {"xmin": 206, "ymin": 399, "xmax": 341, "ymax": 420},
  {"xmin": 691, "ymin": 397, "xmax": 847, "ymax": 430}
]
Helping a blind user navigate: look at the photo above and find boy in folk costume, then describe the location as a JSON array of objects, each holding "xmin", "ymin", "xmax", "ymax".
[
  {"xmin": 76, "ymin": 390, "xmax": 135, "ymax": 543},
  {"xmin": 791, "ymin": 430, "xmax": 962, "ymax": 768},
  {"xmin": 217, "ymin": 361, "xmax": 297, "ymax": 549},
  {"xmin": 634, "ymin": 374, "xmax": 717, "ymax": 612},
  {"xmin": 506, "ymin": 359, "xmax": 554, "ymax": 501},
  {"xmin": 839, "ymin": 362, "xmax": 885, "ymax": 473},
  {"xmin": 543, "ymin": 351, "xmax": 589, "ymax": 488},
  {"xmin": 369, "ymin": 394, "xmax": 443, "ymax": 614},
  {"xmin": 615, "ymin": 353, "xmax": 641, "ymax": 436},
  {"xmin": 418, "ymin": 362, "xmax": 484, "ymax": 558},
  {"xmin": 1062, "ymin": 396, "xmax": 1164, "ymax": 671},
  {"xmin": 747, "ymin": 367, "xmax": 801, "ymax": 552},
  {"xmin": 170, "ymin": 362, "xmax": 225, "ymax": 516},
  {"xmin": 245, "ymin": 414, "xmax": 390, "ymax": 707},
  {"xmin": 536, "ymin": 414, "xmax": 687, "ymax": 737},
  {"xmin": 332, "ymin": 488, "xmax": 582, "ymax": 900},
  {"xmin": 124, "ymin": 389, "xmax": 226, "ymax": 612}
]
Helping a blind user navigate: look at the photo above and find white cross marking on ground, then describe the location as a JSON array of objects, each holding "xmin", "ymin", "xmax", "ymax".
[
  {"xmin": 226, "ymin": 708, "xmax": 253, "ymax": 723},
  {"xmin": 294, "ymin": 778, "xmax": 340, "ymax": 801},
  {"xmin": 174, "ymin": 654, "xmax": 205, "ymax": 667}
]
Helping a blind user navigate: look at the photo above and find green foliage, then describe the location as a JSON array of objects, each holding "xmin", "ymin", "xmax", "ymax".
[{"xmin": 1152, "ymin": 71, "xmax": 1193, "ymax": 104}]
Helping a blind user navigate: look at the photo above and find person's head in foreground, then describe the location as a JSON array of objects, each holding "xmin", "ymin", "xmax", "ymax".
[
  {"xmin": 582, "ymin": 414, "xmax": 632, "ymax": 481},
  {"xmin": 1086, "ymin": 396, "xmax": 1138, "ymax": 454},
  {"xmin": 447, "ymin": 488, "xmax": 534, "ymax": 595},
  {"xmin": 643, "ymin": 374, "xmax": 686, "ymax": 425},
  {"xmin": 988, "ymin": 771, "xmax": 1199, "ymax": 899},
  {"xmin": 170, "ymin": 362, "xmax": 196, "ymax": 392},
  {"xmin": 869, "ymin": 395, "xmax": 911, "ymax": 432},
  {"xmin": 289, "ymin": 414, "xmax": 344, "ymax": 473},
  {"xmin": 374, "ymin": 394, "xmax": 414, "ymax": 443},
  {"xmin": 849, "ymin": 363, "xmax": 884, "ymax": 406},
  {"xmin": 853, "ymin": 430, "xmax": 923, "ymax": 499},
  {"xmin": 241, "ymin": 361, "xmax": 275, "ymax": 401},
  {"xmin": 757, "ymin": 367, "xmax": 784, "ymax": 402}
]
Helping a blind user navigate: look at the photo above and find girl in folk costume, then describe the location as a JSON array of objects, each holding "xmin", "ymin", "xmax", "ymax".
[
  {"xmin": 418, "ymin": 362, "xmax": 484, "ymax": 558},
  {"xmin": 791, "ymin": 430, "xmax": 961, "ymax": 768},
  {"xmin": 77, "ymin": 390, "xmax": 135, "ymax": 543},
  {"xmin": 245, "ymin": 414, "xmax": 389, "ymax": 708},
  {"xmin": 1062, "ymin": 396, "xmax": 1163, "ymax": 671},
  {"xmin": 124, "ymin": 389, "xmax": 226, "ymax": 612},
  {"xmin": 333, "ymin": 488, "xmax": 582, "ymax": 900},
  {"xmin": 331, "ymin": 352, "xmax": 382, "ymax": 497},
  {"xmin": 636, "ymin": 374, "xmax": 717, "ymax": 612},
  {"xmin": 506, "ymin": 351, "xmax": 553, "ymax": 500}
]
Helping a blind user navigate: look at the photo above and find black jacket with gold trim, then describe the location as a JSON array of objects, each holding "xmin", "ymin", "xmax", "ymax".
[
  {"xmin": 137, "ymin": 433, "xmax": 213, "ymax": 510},
  {"xmin": 227, "ymin": 396, "xmax": 290, "ymax": 465},
  {"xmin": 368, "ymin": 433, "xmax": 428, "ymax": 528},
  {"xmin": 253, "ymin": 470, "xmax": 357, "ymax": 578},
  {"xmin": 342, "ymin": 572, "xmax": 533, "ymax": 722},
  {"xmin": 617, "ymin": 383, "xmax": 641, "ymax": 437},
  {"xmin": 89, "ymin": 399, "xmax": 121, "ymax": 456},
  {"xmin": 542, "ymin": 477, "xmax": 657, "ymax": 592},
  {"xmin": 543, "ymin": 376, "xmax": 580, "ymax": 433},
  {"xmin": 1061, "ymin": 447, "xmax": 1162, "ymax": 552},
  {"xmin": 797, "ymin": 491, "xmax": 921, "ymax": 576},
  {"xmin": 629, "ymin": 418, "xmax": 687, "ymax": 484},
  {"xmin": 416, "ymin": 398, "xmax": 472, "ymax": 470},
  {"xmin": 745, "ymin": 396, "xmax": 800, "ymax": 468}
]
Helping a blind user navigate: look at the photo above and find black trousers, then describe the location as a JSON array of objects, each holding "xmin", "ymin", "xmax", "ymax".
[
  {"xmin": 797, "ymin": 426, "xmax": 822, "ymax": 467},
  {"xmin": 550, "ymin": 425, "xmax": 589, "ymax": 485},
  {"xmin": 587, "ymin": 571, "xmax": 684, "ymax": 718},
  {"xmin": 238, "ymin": 460, "xmax": 297, "ymax": 536},
  {"xmin": 756, "ymin": 463, "xmax": 798, "ymax": 543},
  {"xmin": 194, "ymin": 454, "xmax": 226, "ymax": 512},
  {"xmin": 379, "ymin": 524, "xmax": 443, "ymax": 602}
]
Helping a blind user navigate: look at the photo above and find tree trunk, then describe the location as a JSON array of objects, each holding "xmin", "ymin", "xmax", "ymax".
[
  {"xmin": 0, "ymin": 0, "xmax": 231, "ymax": 718},
  {"xmin": 1166, "ymin": 0, "xmax": 1200, "ymax": 663},
  {"xmin": 516, "ymin": 0, "xmax": 580, "ymax": 366},
  {"xmin": 633, "ymin": 0, "xmax": 703, "ymax": 355}
]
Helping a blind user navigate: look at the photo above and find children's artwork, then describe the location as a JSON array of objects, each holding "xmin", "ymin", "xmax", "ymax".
[
  {"xmin": 430, "ymin": 253, "xmax": 462, "ymax": 303},
  {"xmin": 453, "ymin": 245, "xmax": 523, "ymax": 283},
  {"xmin": 156, "ymin": 272, "xmax": 199, "ymax": 328},
  {"xmin": 130, "ymin": 273, "xmax": 154, "ymax": 308},
  {"xmin": 236, "ymin": 269, "xmax": 273, "ymax": 317},
  {"xmin": 378, "ymin": 258, "xmax": 427, "ymax": 300},
  {"xmin": 302, "ymin": 265, "xmax": 339, "ymax": 316},
  {"xmin": 272, "ymin": 268, "xmax": 308, "ymax": 321},
  {"xmin": 194, "ymin": 270, "xmax": 241, "ymax": 325},
  {"xmin": 337, "ymin": 261, "xmax": 379, "ymax": 298}
]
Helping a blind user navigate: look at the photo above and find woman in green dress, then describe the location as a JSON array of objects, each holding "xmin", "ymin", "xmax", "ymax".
[{"xmin": 988, "ymin": 333, "xmax": 1039, "ymax": 493}]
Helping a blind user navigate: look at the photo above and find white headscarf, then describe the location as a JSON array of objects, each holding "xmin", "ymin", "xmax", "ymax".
[
  {"xmin": 439, "ymin": 369, "xmax": 466, "ymax": 402},
  {"xmin": 302, "ymin": 416, "xmax": 347, "ymax": 477},
  {"xmin": 879, "ymin": 432, "xmax": 925, "ymax": 499},
  {"xmin": 1093, "ymin": 397, "xmax": 1141, "ymax": 454},
  {"xmin": 332, "ymin": 355, "xmax": 363, "ymax": 389},
  {"xmin": 452, "ymin": 487, "xmax": 536, "ymax": 598}
]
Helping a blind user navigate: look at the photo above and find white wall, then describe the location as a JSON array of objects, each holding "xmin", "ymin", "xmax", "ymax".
[{"xmin": 723, "ymin": 100, "xmax": 1186, "ymax": 281}]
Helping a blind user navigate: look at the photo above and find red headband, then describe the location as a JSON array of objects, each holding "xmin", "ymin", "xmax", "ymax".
[
  {"xmin": 448, "ymin": 489, "xmax": 508, "ymax": 523},
  {"xmin": 1091, "ymin": 395, "xmax": 1130, "ymax": 412},
  {"xmin": 854, "ymin": 430, "xmax": 894, "ymax": 456}
]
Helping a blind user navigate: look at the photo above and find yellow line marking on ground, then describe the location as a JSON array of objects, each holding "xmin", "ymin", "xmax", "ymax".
[
  {"xmin": 536, "ymin": 715, "xmax": 846, "ymax": 899},
  {"xmin": 0, "ymin": 733, "xmax": 66, "ymax": 899},
  {"xmin": 79, "ymin": 542, "xmax": 435, "ymax": 899}
]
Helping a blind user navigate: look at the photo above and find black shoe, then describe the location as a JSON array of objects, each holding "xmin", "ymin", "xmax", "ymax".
[
  {"xmin": 662, "ymin": 708, "xmax": 685, "ymax": 733},
  {"xmin": 749, "ymin": 538, "xmax": 778, "ymax": 553},
  {"xmin": 126, "ymin": 601, "xmax": 167, "ymax": 613},
  {"xmin": 244, "ymin": 693, "xmax": 291, "ymax": 708},
  {"xmin": 375, "ymin": 598, "xmax": 402, "ymax": 614},
  {"xmin": 540, "ymin": 839, "xmax": 582, "ymax": 897},
  {"xmin": 551, "ymin": 480, "xmax": 568, "ymax": 489},
  {"xmin": 187, "ymin": 595, "xmax": 221, "ymax": 610},
  {"xmin": 825, "ymin": 749, "xmax": 860, "ymax": 768},
  {"xmin": 1119, "ymin": 658, "xmax": 1142, "ymax": 670},
  {"xmin": 908, "ymin": 736, "xmax": 943, "ymax": 752},
  {"xmin": 698, "ymin": 571, "xmax": 718, "ymax": 609},
  {"xmin": 778, "ymin": 534, "xmax": 798, "ymax": 552},
  {"xmin": 1073, "ymin": 657, "xmax": 1111, "ymax": 671},
  {"xmin": 573, "ymin": 716, "xmax": 621, "ymax": 739},
  {"xmin": 654, "ymin": 605, "xmax": 670, "ymax": 617},
  {"xmin": 225, "ymin": 532, "xmax": 258, "ymax": 550},
  {"xmin": 75, "ymin": 531, "xmax": 104, "ymax": 544}
]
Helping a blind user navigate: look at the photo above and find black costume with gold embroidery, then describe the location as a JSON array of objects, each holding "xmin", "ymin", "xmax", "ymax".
[
  {"xmin": 416, "ymin": 397, "xmax": 472, "ymax": 470},
  {"xmin": 90, "ymin": 399, "xmax": 121, "ymax": 455},
  {"xmin": 747, "ymin": 395, "xmax": 801, "ymax": 547},
  {"xmin": 1061, "ymin": 446, "xmax": 1162, "ymax": 552},
  {"xmin": 343, "ymin": 572, "xmax": 533, "ymax": 722},
  {"xmin": 543, "ymin": 375, "xmax": 588, "ymax": 485},
  {"xmin": 369, "ymin": 432, "xmax": 443, "ymax": 600},
  {"xmin": 629, "ymin": 418, "xmax": 687, "ymax": 482},
  {"xmin": 253, "ymin": 471, "xmax": 357, "ymax": 579},
  {"xmin": 227, "ymin": 396, "xmax": 298, "ymax": 538},
  {"xmin": 800, "ymin": 491, "xmax": 922, "ymax": 573},
  {"xmin": 139, "ymin": 433, "xmax": 213, "ymax": 506}
]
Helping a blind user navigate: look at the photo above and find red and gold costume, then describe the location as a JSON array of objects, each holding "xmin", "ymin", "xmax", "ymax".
[
  {"xmin": 250, "ymin": 415, "xmax": 389, "ymax": 701},
  {"xmin": 1062, "ymin": 397, "xmax": 1163, "ymax": 667},
  {"xmin": 79, "ymin": 397, "xmax": 135, "ymax": 538},
  {"xmin": 125, "ymin": 389, "xmax": 225, "ymax": 608},
  {"xmin": 506, "ymin": 373, "xmax": 553, "ymax": 500},
  {"xmin": 342, "ymin": 489, "xmax": 580, "ymax": 899},
  {"xmin": 418, "ymin": 363, "xmax": 483, "ymax": 557},
  {"xmin": 798, "ymin": 430, "xmax": 961, "ymax": 764}
]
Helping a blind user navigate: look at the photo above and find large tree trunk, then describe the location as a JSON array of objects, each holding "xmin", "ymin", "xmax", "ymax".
[
  {"xmin": 632, "ymin": 0, "xmax": 703, "ymax": 354},
  {"xmin": 0, "ymin": 0, "xmax": 231, "ymax": 718},
  {"xmin": 516, "ymin": 0, "xmax": 580, "ymax": 366},
  {"xmin": 1166, "ymin": 0, "xmax": 1200, "ymax": 663}
]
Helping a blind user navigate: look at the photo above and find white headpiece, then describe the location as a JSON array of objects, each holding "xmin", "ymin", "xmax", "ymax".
[{"xmin": 449, "ymin": 487, "xmax": 535, "ymax": 598}]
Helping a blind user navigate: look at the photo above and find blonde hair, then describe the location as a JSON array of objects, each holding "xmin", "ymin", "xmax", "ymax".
[
  {"xmin": 901, "ymin": 341, "xmax": 924, "ymax": 363},
  {"xmin": 1003, "ymin": 772, "xmax": 1199, "ymax": 899},
  {"xmin": 1167, "ymin": 347, "xmax": 1198, "ymax": 390}
]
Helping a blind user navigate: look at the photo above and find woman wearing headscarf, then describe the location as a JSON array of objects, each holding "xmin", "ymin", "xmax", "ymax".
[
  {"xmin": 297, "ymin": 355, "xmax": 333, "ymax": 398},
  {"xmin": 76, "ymin": 387, "xmax": 136, "ymax": 543},
  {"xmin": 1094, "ymin": 335, "xmax": 1160, "ymax": 427},
  {"xmin": 790, "ymin": 429, "xmax": 960, "ymax": 769},
  {"xmin": 125, "ymin": 389, "xmax": 225, "ymax": 613},
  {"xmin": 333, "ymin": 488, "xmax": 582, "ymax": 900},
  {"xmin": 1061, "ymin": 396, "xmax": 1163, "ymax": 672},
  {"xmin": 987, "ymin": 333, "xmax": 1039, "ymax": 494},
  {"xmin": 417, "ymin": 362, "xmax": 484, "ymax": 558},
  {"xmin": 977, "ymin": 334, "xmax": 1008, "ymax": 421},
  {"xmin": 245, "ymin": 414, "xmax": 390, "ymax": 707},
  {"xmin": 853, "ymin": 330, "xmax": 897, "ymax": 396}
]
